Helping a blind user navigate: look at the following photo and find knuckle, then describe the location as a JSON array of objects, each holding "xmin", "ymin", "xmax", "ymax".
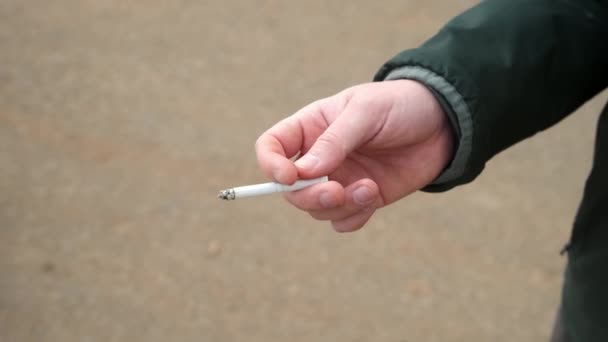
[
  {"xmin": 284, "ymin": 197, "xmax": 305, "ymax": 210},
  {"xmin": 314, "ymin": 131, "xmax": 345, "ymax": 159},
  {"xmin": 254, "ymin": 135, "xmax": 266, "ymax": 151},
  {"xmin": 284, "ymin": 193, "xmax": 315, "ymax": 211},
  {"xmin": 350, "ymin": 219, "xmax": 366, "ymax": 231},
  {"xmin": 309, "ymin": 211, "xmax": 327, "ymax": 220},
  {"xmin": 309, "ymin": 208, "xmax": 345, "ymax": 221},
  {"xmin": 331, "ymin": 220, "xmax": 351, "ymax": 232}
]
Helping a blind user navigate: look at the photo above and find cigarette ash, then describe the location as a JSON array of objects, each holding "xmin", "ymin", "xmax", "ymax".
[{"xmin": 217, "ymin": 189, "xmax": 235, "ymax": 200}]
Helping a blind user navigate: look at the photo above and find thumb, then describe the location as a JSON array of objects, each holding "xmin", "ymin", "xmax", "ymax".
[{"xmin": 294, "ymin": 105, "xmax": 380, "ymax": 178}]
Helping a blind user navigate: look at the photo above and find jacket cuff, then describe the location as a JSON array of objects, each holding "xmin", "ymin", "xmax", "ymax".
[{"xmin": 383, "ymin": 65, "xmax": 473, "ymax": 189}]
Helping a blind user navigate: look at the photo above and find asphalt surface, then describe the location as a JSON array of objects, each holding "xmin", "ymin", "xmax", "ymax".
[{"xmin": 1, "ymin": 1, "xmax": 606, "ymax": 341}]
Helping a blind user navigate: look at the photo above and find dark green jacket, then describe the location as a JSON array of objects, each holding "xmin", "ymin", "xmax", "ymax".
[{"xmin": 374, "ymin": 0, "xmax": 608, "ymax": 340}]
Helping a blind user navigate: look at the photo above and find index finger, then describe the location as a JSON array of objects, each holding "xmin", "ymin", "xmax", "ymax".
[
  {"xmin": 255, "ymin": 118, "xmax": 300, "ymax": 185},
  {"xmin": 255, "ymin": 101, "xmax": 327, "ymax": 184}
]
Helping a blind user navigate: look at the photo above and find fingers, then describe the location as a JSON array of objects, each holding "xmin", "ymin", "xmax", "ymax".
[
  {"xmin": 332, "ymin": 207, "xmax": 375, "ymax": 233},
  {"xmin": 255, "ymin": 132, "xmax": 299, "ymax": 185},
  {"xmin": 255, "ymin": 101, "xmax": 327, "ymax": 185},
  {"xmin": 283, "ymin": 180, "xmax": 345, "ymax": 210},
  {"xmin": 284, "ymin": 178, "xmax": 382, "ymax": 232},
  {"xmin": 307, "ymin": 180, "xmax": 379, "ymax": 220},
  {"xmin": 294, "ymin": 99, "xmax": 383, "ymax": 179}
]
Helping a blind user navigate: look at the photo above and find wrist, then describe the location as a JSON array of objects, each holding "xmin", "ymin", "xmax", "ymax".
[{"xmin": 382, "ymin": 66, "xmax": 472, "ymax": 190}]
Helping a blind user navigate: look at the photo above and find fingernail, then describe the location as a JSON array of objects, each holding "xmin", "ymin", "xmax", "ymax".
[
  {"xmin": 320, "ymin": 191, "xmax": 337, "ymax": 209},
  {"xmin": 294, "ymin": 155, "xmax": 320, "ymax": 171},
  {"xmin": 353, "ymin": 186, "xmax": 374, "ymax": 206}
]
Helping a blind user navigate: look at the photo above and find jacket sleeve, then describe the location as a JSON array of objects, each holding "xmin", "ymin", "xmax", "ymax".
[{"xmin": 374, "ymin": 0, "xmax": 608, "ymax": 191}]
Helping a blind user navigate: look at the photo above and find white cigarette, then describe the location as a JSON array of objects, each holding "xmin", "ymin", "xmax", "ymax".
[{"xmin": 217, "ymin": 176, "xmax": 328, "ymax": 200}]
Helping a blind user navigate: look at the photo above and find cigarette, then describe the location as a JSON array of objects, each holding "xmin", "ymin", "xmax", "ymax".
[{"xmin": 218, "ymin": 176, "xmax": 328, "ymax": 200}]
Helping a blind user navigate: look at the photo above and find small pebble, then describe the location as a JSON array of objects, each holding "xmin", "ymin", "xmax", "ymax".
[
  {"xmin": 207, "ymin": 240, "xmax": 222, "ymax": 257},
  {"xmin": 406, "ymin": 278, "xmax": 433, "ymax": 298},
  {"xmin": 41, "ymin": 261, "xmax": 55, "ymax": 273}
]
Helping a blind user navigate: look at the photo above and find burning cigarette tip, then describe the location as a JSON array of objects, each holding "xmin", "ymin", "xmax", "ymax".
[{"xmin": 217, "ymin": 189, "xmax": 235, "ymax": 200}]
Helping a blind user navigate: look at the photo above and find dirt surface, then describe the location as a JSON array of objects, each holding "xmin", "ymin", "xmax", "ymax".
[{"xmin": 1, "ymin": 1, "xmax": 606, "ymax": 341}]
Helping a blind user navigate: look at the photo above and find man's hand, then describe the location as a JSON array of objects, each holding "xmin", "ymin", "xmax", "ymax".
[{"xmin": 255, "ymin": 80, "xmax": 455, "ymax": 232}]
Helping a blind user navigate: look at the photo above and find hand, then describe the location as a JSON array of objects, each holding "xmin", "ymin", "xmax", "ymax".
[{"xmin": 255, "ymin": 80, "xmax": 454, "ymax": 232}]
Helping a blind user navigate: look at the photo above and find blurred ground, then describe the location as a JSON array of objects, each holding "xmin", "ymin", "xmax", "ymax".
[{"xmin": 0, "ymin": 1, "xmax": 606, "ymax": 341}]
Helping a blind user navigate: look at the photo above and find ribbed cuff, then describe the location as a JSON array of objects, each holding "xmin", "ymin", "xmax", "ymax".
[{"xmin": 384, "ymin": 65, "xmax": 473, "ymax": 186}]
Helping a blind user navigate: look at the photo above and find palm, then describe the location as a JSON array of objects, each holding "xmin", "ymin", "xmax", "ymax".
[{"xmin": 336, "ymin": 147, "xmax": 441, "ymax": 206}]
